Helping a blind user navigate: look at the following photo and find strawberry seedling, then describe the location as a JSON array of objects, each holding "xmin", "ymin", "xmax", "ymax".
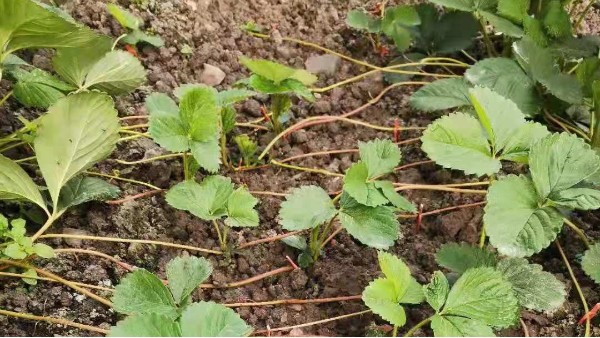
[{"xmin": 107, "ymin": 3, "xmax": 164, "ymax": 48}]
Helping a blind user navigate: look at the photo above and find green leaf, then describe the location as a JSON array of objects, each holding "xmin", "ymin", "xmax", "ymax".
[
  {"xmin": 109, "ymin": 314, "xmax": 181, "ymax": 337},
  {"xmin": 217, "ymin": 89, "xmax": 256, "ymax": 106},
  {"xmin": 180, "ymin": 87, "xmax": 220, "ymax": 142},
  {"xmin": 173, "ymin": 84, "xmax": 212, "ymax": 100},
  {"xmin": 484, "ymin": 175, "xmax": 564, "ymax": 257},
  {"xmin": 497, "ymin": 258, "xmax": 566, "ymax": 311},
  {"xmin": 180, "ymin": 301, "xmax": 252, "ymax": 337},
  {"xmin": 374, "ymin": 181, "xmax": 416, "ymax": 212},
  {"xmin": 431, "ymin": 315, "xmax": 495, "ymax": 337},
  {"xmin": 359, "ymin": 139, "xmax": 401, "ymax": 178},
  {"xmin": 435, "ymin": 243, "xmax": 497, "ymax": 274},
  {"xmin": 234, "ymin": 134, "xmax": 258, "ymax": 166},
  {"xmin": 21, "ymin": 268, "xmax": 38, "ymax": 286},
  {"xmin": 83, "ymin": 50, "xmax": 146, "ymax": 95},
  {"xmin": 550, "ymin": 187, "xmax": 600, "ymax": 210},
  {"xmin": 421, "ymin": 112, "xmax": 499, "ymax": 176},
  {"xmin": 480, "ymin": 11, "xmax": 524, "ymax": 38},
  {"xmin": 52, "ymin": 35, "xmax": 113, "ymax": 88},
  {"xmin": 279, "ymin": 186, "xmax": 337, "ymax": 231},
  {"xmin": 34, "ymin": 92, "xmax": 120, "ymax": 209},
  {"xmin": 106, "ymin": 4, "xmax": 141, "ymax": 30},
  {"xmin": 362, "ymin": 278, "xmax": 407, "ymax": 327},
  {"xmin": 4, "ymin": 243, "xmax": 27, "ymax": 259},
  {"xmin": 499, "ymin": 122, "xmax": 550, "ymax": 163},
  {"xmin": 497, "ymin": 0, "xmax": 530, "ymax": 23},
  {"xmin": 0, "ymin": 154, "xmax": 47, "ymax": 213},
  {"xmin": 381, "ymin": 5, "xmax": 420, "ymax": 51},
  {"xmin": 465, "ymin": 58, "xmax": 540, "ymax": 116},
  {"xmin": 513, "ymin": 38, "xmax": 583, "ymax": 104},
  {"xmin": 424, "ymin": 10, "xmax": 478, "ymax": 54},
  {"xmin": 222, "ymin": 106, "xmax": 237, "ymax": 134},
  {"xmin": 346, "ymin": 10, "xmax": 382, "ymax": 33},
  {"xmin": 543, "ymin": 0, "xmax": 571, "ymax": 39},
  {"xmin": 32, "ymin": 243, "xmax": 54, "ymax": 258},
  {"xmin": 281, "ymin": 235, "xmax": 307, "ymax": 250},
  {"xmin": 58, "ymin": 176, "xmax": 120, "ymax": 210},
  {"xmin": 245, "ymin": 75, "xmax": 314, "ymax": 101},
  {"xmin": 190, "ymin": 139, "xmax": 221, "ymax": 174},
  {"xmin": 10, "ymin": 68, "xmax": 75, "ymax": 108},
  {"xmin": 339, "ymin": 194, "xmax": 399, "ymax": 249},
  {"xmin": 378, "ymin": 251, "xmax": 424, "ymax": 304},
  {"xmin": 581, "ymin": 243, "xmax": 600, "ymax": 285},
  {"xmin": 576, "ymin": 58, "xmax": 600, "ymax": 97},
  {"xmin": 240, "ymin": 57, "xmax": 317, "ymax": 86},
  {"xmin": 429, "ymin": 0, "xmax": 497, "ymax": 12},
  {"xmin": 523, "ymin": 17, "xmax": 549, "ymax": 47},
  {"xmin": 225, "ymin": 188, "xmax": 259, "ymax": 228},
  {"xmin": 441, "ymin": 267, "xmax": 520, "ymax": 328},
  {"xmin": 166, "ymin": 256, "xmax": 213, "ymax": 305},
  {"xmin": 112, "ymin": 269, "xmax": 178, "ymax": 319},
  {"xmin": 122, "ymin": 30, "xmax": 164, "ymax": 48},
  {"xmin": 166, "ymin": 177, "xmax": 234, "ymax": 221},
  {"xmin": 529, "ymin": 133, "xmax": 600, "ymax": 199},
  {"xmin": 410, "ymin": 78, "xmax": 471, "ymax": 112},
  {"xmin": 424, "ymin": 271, "xmax": 449, "ymax": 312},
  {"xmin": 343, "ymin": 162, "xmax": 388, "ymax": 207},
  {"xmin": 146, "ymin": 92, "xmax": 179, "ymax": 116}
]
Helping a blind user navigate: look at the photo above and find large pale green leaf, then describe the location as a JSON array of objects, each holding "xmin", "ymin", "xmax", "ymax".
[
  {"xmin": 424, "ymin": 271, "xmax": 449, "ymax": 312},
  {"xmin": 441, "ymin": 267, "xmax": 519, "ymax": 328},
  {"xmin": 431, "ymin": 315, "xmax": 495, "ymax": 337},
  {"xmin": 465, "ymin": 58, "xmax": 540, "ymax": 116},
  {"xmin": 421, "ymin": 112, "xmax": 499, "ymax": 176},
  {"xmin": 112, "ymin": 269, "xmax": 178, "ymax": 320},
  {"xmin": 52, "ymin": 35, "xmax": 113, "ymax": 88},
  {"xmin": 166, "ymin": 256, "xmax": 213, "ymax": 305},
  {"xmin": 109, "ymin": 314, "xmax": 180, "ymax": 337},
  {"xmin": 225, "ymin": 188, "xmax": 259, "ymax": 228},
  {"xmin": 190, "ymin": 139, "xmax": 221, "ymax": 174},
  {"xmin": 550, "ymin": 187, "xmax": 600, "ymax": 210},
  {"xmin": 497, "ymin": 258, "xmax": 566, "ymax": 311},
  {"xmin": 34, "ymin": 92, "xmax": 120, "ymax": 209},
  {"xmin": 83, "ymin": 50, "xmax": 146, "ymax": 95},
  {"xmin": 0, "ymin": 155, "xmax": 47, "ymax": 213},
  {"xmin": 58, "ymin": 176, "xmax": 120, "ymax": 210},
  {"xmin": 484, "ymin": 175, "xmax": 564, "ymax": 257},
  {"xmin": 180, "ymin": 87, "xmax": 220, "ymax": 142},
  {"xmin": 166, "ymin": 177, "xmax": 234, "ymax": 221},
  {"xmin": 435, "ymin": 243, "xmax": 497, "ymax": 274},
  {"xmin": 343, "ymin": 162, "xmax": 388, "ymax": 207},
  {"xmin": 499, "ymin": 123, "xmax": 549, "ymax": 163},
  {"xmin": 10, "ymin": 68, "xmax": 75, "ymax": 108},
  {"xmin": 240, "ymin": 57, "xmax": 317, "ymax": 86},
  {"xmin": 338, "ymin": 194, "xmax": 398, "ymax": 249},
  {"xmin": 581, "ymin": 243, "xmax": 600, "ymax": 285},
  {"xmin": 374, "ymin": 181, "xmax": 416, "ymax": 212},
  {"xmin": 279, "ymin": 186, "xmax": 337, "ymax": 230},
  {"xmin": 378, "ymin": 251, "xmax": 424, "ymax": 304},
  {"xmin": 358, "ymin": 139, "xmax": 401, "ymax": 178},
  {"xmin": 529, "ymin": 133, "xmax": 600, "ymax": 199},
  {"xmin": 362, "ymin": 278, "xmax": 407, "ymax": 327},
  {"xmin": 410, "ymin": 78, "xmax": 471, "ymax": 112},
  {"xmin": 180, "ymin": 301, "xmax": 252, "ymax": 337}
]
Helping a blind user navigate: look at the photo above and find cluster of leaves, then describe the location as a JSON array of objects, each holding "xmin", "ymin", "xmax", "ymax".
[
  {"xmin": 347, "ymin": 3, "xmax": 478, "ymax": 55},
  {"xmin": 107, "ymin": 3, "xmax": 164, "ymax": 47},
  {"xmin": 110, "ymin": 256, "xmax": 251, "ymax": 336},
  {"xmin": 1, "ymin": 0, "xmax": 146, "ymax": 109},
  {"xmin": 364, "ymin": 249, "xmax": 565, "ymax": 335},
  {"xmin": 238, "ymin": 57, "xmax": 317, "ymax": 132},
  {"xmin": 278, "ymin": 139, "xmax": 415, "ymax": 266}
]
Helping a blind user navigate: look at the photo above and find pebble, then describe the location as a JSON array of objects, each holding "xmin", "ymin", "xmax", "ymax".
[
  {"xmin": 200, "ymin": 63, "xmax": 226, "ymax": 86},
  {"xmin": 305, "ymin": 54, "xmax": 341, "ymax": 75}
]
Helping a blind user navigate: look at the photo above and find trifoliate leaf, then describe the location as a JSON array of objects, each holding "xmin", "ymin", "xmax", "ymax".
[
  {"xmin": 499, "ymin": 123, "xmax": 550, "ymax": 163},
  {"xmin": 339, "ymin": 194, "xmax": 399, "ymax": 249},
  {"xmin": 240, "ymin": 57, "xmax": 317, "ymax": 86},
  {"xmin": 180, "ymin": 301, "xmax": 252, "ymax": 337},
  {"xmin": 374, "ymin": 181, "xmax": 416, "ymax": 212},
  {"xmin": 424, "ymin": 271, "xmax": 449, "ymax": 312},
  {"xmin": 106, "ymin": 3, "xmax": 141, "ymax": 30},
  {"xmin": 420, "ymin": 112, "xmax": 499, "ymax": 177},
  {"xmin": 83, "ymin": 50, "xmax": 146, "ymax": 95},
  {"xmin": 343, "ymin": 162, "xmax": 388, "ymax": 207},
  {"xmin": 435, "ymin": 243, "xmax": 497, "ymax": 274},
  {"xmin": 359, "ymin": 139, "xmax": 401, "ymax": 178},
  {"xmin": 109, "ymin": 314, "xmax": 180, "ymax": 337},
  {"xmin": 245, "ymin": 75, "xmax": 314, "ymax": 101},
  {"xmin": 441, "ymin": 267, "xmax": 520, "ymax": 328},
  {"xmin": 431, "ymin": 315, "xmax": 495, "ymax": 337},
  {"xmin": 166, "ymin": 177, "xmax": 234, "ymax": 221},
  {"xmin": 513, "ymin": 38, "xmax": 583, "ymax": 104},
  {"xmin": 480, "ymin": 11, "xmax": 524, "ymax": 38},
  {"xmin": 543, "ymin": 0, "xmax": 571, "ymax": 39},
  {"xmin": 529, "ymin": 133, "xmax": 600, "ymax": 199},
  {"xmin": 58, "ymin": 176, "xmax": 120, "ymax": 210},
  {"xmin": 550, "ymin": 187, "xmax": 600, "ymax": 210},
  {"xmin": 225, "ymin": 188, "xmax": 259, "ymax": 228},
  {"xmin": 112, "ymin": 269, "xmax": 178, "ymax": 320},
  {"xmin": 52, "ymin": 36, "xmax": 113, "ymax": 88},
  {"xmin": 581, "ymin": 243, "xmax": 600, "ymax": 285},
  {"xmin": 410, "ymin": 78, "xmax": 471, "ymax": 112},
  {"xmin": 10, "ymin": 68, "xmax": 75, "ymax": 108},
  {"xmin": 362, "ymin": 278, "xmax": 407, "ymax": 327},
  {"xmin": 0, "ymin": 154, "xmax": 48, "ymax": 214},
  {"xmin": 279, "ymin": 186, "xmax": 337, "ymax": 231},
  {"xmin": 381, "ymin": 5, "xmax": 421, "ymax": 52},
  {"xmin": 34, "ymin": 92, "xmax": 119, "ymax": 209},
  {"xmin": 497, "ymin": 0, "xmax": 530, "ymax": 23},
  {"xmin": 484, "ymin": 175, "xmax": 563, "ymax": 257},
  {"xmin": 32, "ymin": 243, "xmax": 54, "ymax": 258},
  {"xmin": 497, "ymin": 258, "xmax": 566, "ymax": 311},
  {"xmin": 465, "ymin": 58, "xmax": 540, "ymax": 116},
  {"xmin": 166, "ymin": 256, "xmax": 213, "ymax": 305},
  {"xmin": 346, "ymin": 10, "xmax": 382, "ymax": 33}
]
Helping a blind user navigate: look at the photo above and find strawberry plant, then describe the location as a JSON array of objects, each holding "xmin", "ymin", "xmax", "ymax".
[
  {"xmin": 110, "ymin": 256, "xmax": 252, "ymax": 336},
  {"xmin": 165, "ymin": 175, "xmax": 259, "ymax": 253},
  {"xmin": 279, "ymin": 139, "xmax": 414, "ymax": 266},
  {"xmin": 107, "ymin": 3, "xmax": 164, "ymax": 48},
  {"xmin": 234, "ymin": 134, "xmax": 259, "ymax": 167},
  {"xmin": 238, "ymin": 57, "xmax": 317, "ymax": 133}
]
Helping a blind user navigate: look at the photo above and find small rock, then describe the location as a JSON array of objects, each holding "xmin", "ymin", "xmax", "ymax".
[
  {"xmin": 200, "ymin": 63, "xmax": 226, "ymax": 86},
  {"xmin": 305, "ymin": 54, "xmax": 341, "ymax": 75},
  {"xmin": 313, "ymin": 100, "xmax": 332, "ymax": 114},
  {"xmin": 61, "ymin": 228, "xmax": 90, "ymax": 248},
  {"xmin": 289, "ymin": 328, "xmax": 306, "ymax": 336}
]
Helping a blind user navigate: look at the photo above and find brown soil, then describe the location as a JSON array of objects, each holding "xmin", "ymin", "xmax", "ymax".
[{"xmin": 0, "ymin": 0, "xmax": 599, "ymax": 337}]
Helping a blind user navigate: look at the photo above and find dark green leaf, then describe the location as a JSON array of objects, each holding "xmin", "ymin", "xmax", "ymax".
[
  {"xmin": 436, "ymin": 243, "xmax": 497, "ymax": 274},
  {"xmin": 166, "ymin": 256, "xmax": 213, "ymax": 305},
  {"xmin": 279, "ymin": 186, "xmax": 337, "ymax": 231},
  {"xmin": 179, "ymin": 301, "xmax": 252, "ymax": 337},
  {"xmin": 339, "ymin": 194, "xmax": 399, "ymax": 249},
  {"xmin": 581, "ymin": 243, "xmax": 600, "ymax": 285},
  {"xmin": 58, "ymin": 176, "xmax": 120, "ymax": 210},
  {"xmin": 410, "ymin": 78, "xmax": 471, "ymax": 112},
  {"xmin": 109, "ymin": 314, "xmax": 180, "ymax": 337}
]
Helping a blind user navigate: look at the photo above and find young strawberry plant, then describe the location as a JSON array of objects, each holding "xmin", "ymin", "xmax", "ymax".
[
  {"xmin": 107, "ymin": 3, "xmax": 164, "ymax": 48},
  {"xmin": 238, "ymin": 57, "xmax": 317, "ymax": 133},
  {"xmin": 110, "ymin": 256, "xmax": 252, "ymax": 336},
  {"xmin": 234, "ymin": 134, "xmax": 259, "ymax": 167},
  {"xmin": 165, "ymin": 175, "xmax": 259, "ymax": 253},
  {"xmin": 278, "ymin": 139, "xmax": 414, "ymax": 266}
]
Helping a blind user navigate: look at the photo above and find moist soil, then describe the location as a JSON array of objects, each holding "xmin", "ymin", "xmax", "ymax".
[{"xmin": 1, "ymin": 0, "xmax": 599, "ymax": 336}]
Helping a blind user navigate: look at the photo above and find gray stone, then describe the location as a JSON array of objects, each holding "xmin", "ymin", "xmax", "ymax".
[
  {"xmin": 200, "ymin": 63, "xmax": 226, "ymax": 86},
  {"xmin": 305, "ymin": 54, "xmax": 341, "ymax": 75}
]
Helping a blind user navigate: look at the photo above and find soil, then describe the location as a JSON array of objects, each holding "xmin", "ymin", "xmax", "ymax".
[{"xmin": 1, "ymin": 0, "xmax": 599, "ymax": 337}]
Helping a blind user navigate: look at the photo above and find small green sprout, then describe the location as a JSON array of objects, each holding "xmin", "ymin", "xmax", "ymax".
[{"xmin": 107, "ymin": 3, "xmax": 164, "ymax": 48}]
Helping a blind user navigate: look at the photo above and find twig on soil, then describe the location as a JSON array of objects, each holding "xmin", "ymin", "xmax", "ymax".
[
  {"xmin": 0, "ymin": 271, "xmax": 113, "ymax": 292},
  {"xmin": 115, "ymin": 153, "xmax": 182, "ymax": 165},
  {"xmin": 85, "ymin": 171, "xmax": 162, "ymax": 191},
  {"xmin": 238, "ymin": 230, "xmax": 304, "ymax": 249},
  {"xmin": 225, "ymin": 294, "xmax": 362, "ymax": 308},
  {"xmin": 395, "ymin": 184, "xmax": 488, "ymax": 195},
  {"xmin": 54, "ymin": 248, "xmax": 136, "ymax": 272},
  {"xmin": 105, "ymin": 189, "xmax": 165, "ymax": 204},
  {"xmin": 0, "ymin": 308, "xmax": 109, "ymax": 335},
  {"xmin": 271, "ymin": 159, "xmax": 344, "ymax": 177},
  {"xmin": 38, "ymin": 234, "xmax": 223, "ymax": 255},
  {"xmin": 248, "ymin": 190, "xmax": 289, "ymax": 197},
  {"xmin": 252, "ymin": 309, "xmax": 371, "ymax": 335},
  {"xmin": 520, "ymin": 319, "xmax": 530, "ymax": 337},
  {"xmin": 563, "ymin": 218, "xmax": 592, "ymax": 249},
  {"xmin": 555, "ymin": 240, "xmax": 591, "ymax": 337}
]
